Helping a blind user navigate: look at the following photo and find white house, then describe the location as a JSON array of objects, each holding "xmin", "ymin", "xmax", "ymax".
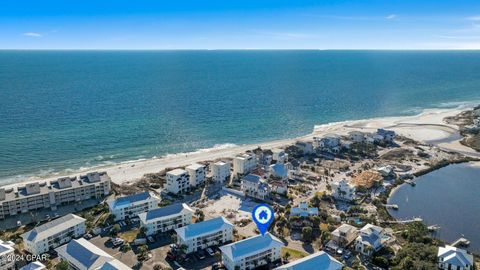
[
  {"xmin": 138, "ymin": 203, "xmax": 194, "ymax": 236},
  {"xmin": 290, "ymin": 202, "xmax": 318, "ymax": 217},
  {"xmin": 295, "ymin": 141, "xmax": 314, "ymax": 154},
  {"xmin": 331, "ymin": 178, "xmax": 356, "ymax": 202},
  {"xmin": 233, "ymin": 153, "xmax": 256, "ymax": 176},
  {"xmin": 272, "ymin": 149, "xmax": 288, "ymax": 164},
  {"xmin": 175, "ymin": 217, "xmax": 234, "ymax": 253},
  {"xmin": 314, "ymin": 134, "xmax": 341, "ymax": 152},
  {"xmin": 211, "ymin": 161, "xmax": 231, "ymax": 183},
  {"xmin": 165, "ymin": 168, "xmax": 190, "ymax": 194},
  {"xmin": 56, "ymin": 238, "xmax": 132, "ymax": 270},
  {"xmin": 186, "ymin": 163, "xmax": 206, "ymax": 187},
  {"xmin": 220, "ymin": 233, "xmax": 285, "ymax": 270},
  {"xmin": 438, "ymin": 245, "xmax": 473, "ymax": 270},
  {"xmin": 355, "ymin": 224, "xmax": 386, "ymax": 256},
  {"xmin": 269, "ymin": 163, "xmax": 288, "ymax": 180},
  {"xmin": 19, "ymin": 261, "xmax": 47, "ymax": 270},
  {"xmin": 241, "ymin": 174, "xmax": 270, "ymax": 201},
  {"xmin": 0, "ymin": 239, "xmax": 15, "ymax": 270},
  {"xmin": 331, "ymin": 224, "xmax": 359, "ymax": 247},
  {"xmin": 274, "ymin": 251, "xmax": 343, "ymax": 270},
  {"xmin": 376, "ymin": 129, "xmax": 396, "ymax": 143},
  {"xmin": 349, "ymin": 131, "xmax": 365, "ymax": 143},
  {"xmin": 107, "ymin": 192, "xmax": 160, "ymax": 221},
  {"xmin": 269, "ymin": 181, "xmax": 288, "ymax": 195},
  {"xmin": 23, "ymin": 214, "xmax": 86, "ymax": 255}
]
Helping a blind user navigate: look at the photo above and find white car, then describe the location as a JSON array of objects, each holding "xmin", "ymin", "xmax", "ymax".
[{"xmin": 206, "ymin": 248, "xmax": 215, "ymax": 256}]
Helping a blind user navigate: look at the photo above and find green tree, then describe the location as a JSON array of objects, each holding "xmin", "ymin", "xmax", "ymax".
[
  {"xmin": 301, "ymin": 226, "xmax": 313, "ymax": 242},
  {"xmin": 111, "ymin": 224, "xmax": 121, "ymax": 236},
  {"xmin": 56, "ymin": 260, "xmax": 69, "ymax": 270}
]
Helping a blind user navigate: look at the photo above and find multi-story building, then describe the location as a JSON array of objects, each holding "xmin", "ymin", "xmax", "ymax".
[
  {"xmin": 56, "ymin": 238, "xmax": 132, "ymax": 270},
  {"xmin": 241, "ymin": 174, "xmax": 270, "ymax": 201},
  {"xmin": 331, "ymin": 224, "xmax": 359, "ymax": 247},
  {"xmin": 107, "ymin": 192, "xmax": 160, "ymax": 221},
  {"xmin": 175, "ymin": 217, "xmax": 234, "ymax": 253},
  {"xmin": 294, "ymin": 141, "xmax": 314, "ymax": 155},
  {"xmin": 271, "ymin": 149, "xmax": 288, "ymax": 164},
  {"xmin": 165, "ymin": 169, "xmax": 190, "ymax": 194},
  {"xmin": 355, "ymin": 224, "xmax": 387, "ymax": 256},
  {"xmin": 220, "ymin": 233, "xmax": 284, "ymax": 270},
  {"xmin": 331, "ymin": 178, "xmax": 356, "ymax": 202},
  {"xmin": 274, "ymin": 251, "xmax": 343, "ymax": 270},
  {"xmin": 0, "ymin": 172, "xmax": 111, "ymax": 220},
  {"xmin": 19, "ymin": 261, "xmax": 47, "ymax": 270},
  {"xmin": 0, "ymin": 239, "xmax": 15, "ymax": 270},
  {"xmin": 185, "ymin": 163, "xmax": 206, "ymax": 187},
  {"xmin": 22, "ymin": 214, "xmax": 86, "ymax": 255},
  {"xmin": 211, "ymin": 161, "xmax": 231, "ymax": 183},
  {"xmin": 232, "ymin": 153, "xmax": 256, "ymax": 176},
  {"xmin": 269, "ymin": 163, "xmax": 288, "ymax": 180},
  {"xmin": 138, "ymin": 203, "xmax": 194, "ymax": 236},
  {"xmin": 438, "ymin": 245, "xmax": 473, "ymax": 270},
  {"xmin": 290, "ymin": 202, "xmax": 318, "ymax": 217}
]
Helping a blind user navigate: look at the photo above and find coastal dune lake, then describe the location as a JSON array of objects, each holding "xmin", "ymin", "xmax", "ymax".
[
  {"xmin": 388, "ymin": 162, "xmax": 480, "ymax": 253},
  {"xmin": 1, "ymin": 50, "xmax": 480, "ymax": 183}
]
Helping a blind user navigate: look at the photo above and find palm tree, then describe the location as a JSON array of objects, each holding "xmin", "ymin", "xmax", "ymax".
[{"xmin": 283, "ymin": 251, "xmax": 291, "ymax": 262}]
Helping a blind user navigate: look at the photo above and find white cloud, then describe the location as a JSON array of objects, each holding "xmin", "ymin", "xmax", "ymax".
[
  {"xmin": 466, "ymin": 15, "xmax": 480, "ymax": 21},
  {"xmin": 385, "ymin": 14, "xmax": 397, "ymax": 20},
  {"xmin": 22, "ymin": 32, "xmax": 42, "ymax": 37}
]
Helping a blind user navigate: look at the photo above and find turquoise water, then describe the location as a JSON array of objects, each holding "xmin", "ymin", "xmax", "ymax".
[{"xmin": 1, "ymin": 50, "xmax": 480, "ymax": 184}]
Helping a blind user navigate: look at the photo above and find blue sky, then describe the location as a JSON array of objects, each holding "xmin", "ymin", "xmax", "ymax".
[{"xmin": 1, "ymin": 0, "xmax": 480, "ymax": 49}]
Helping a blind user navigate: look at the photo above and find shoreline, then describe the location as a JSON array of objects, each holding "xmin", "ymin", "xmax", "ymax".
[{"xmin": 2, "ymin": 104, "xmax": 478, "ymax": 189}]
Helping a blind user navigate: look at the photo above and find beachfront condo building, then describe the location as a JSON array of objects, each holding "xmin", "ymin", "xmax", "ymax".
[
  {"xmin": 437, "ymin": 245, "xmax": 473, "ymax": 270},
  {"xmin": 56, "ymin": 238, "xmax": 132, "ymax": 270},
  {"xmin": 107, "ymin": 192, "xmax": 160, "ymax": 221},
  {"xmin": 175, "ymin": 217, "xmax": 234, "ymax": 253},
  {"xmin": 138, "ymin": 203, "xmax": 194, "ymax": 236},
  {"xmin": 241, "ymin": 174, "xmax": 270, "ymax": 201},
  {"xmin": 0, "ymin": 239, "xmax": 15, "ymax": 270},
  {"xmin": 294, "ymin": 141, "xmax": 314, "ymax": 154},
  {"xmin": 0, "ymin": 171, "xmax": 111, "ymax": 220},
  {"xmin": 232, "ymin": 152, "xmax": 256, "ymax": 176},
  {"xmin": 165, "ymin": 169, "xmax": 190, "ymax": 194},
  {"xmin": 22, "ymin": 214, "xmax": 86, "ymax": 255},
  {"xmin": 274, "ymin": 251, "xmax": 343, "ymax": 270},
  {"xmin": 219, "ymin": 233, "xmax": 284, "ymax": 270},
  {"xmin": 185, "ymin": 163, "xmax": 206, "ymax": 187},
  {"xmin": 19, "ymin": 261, "xmax": 47, "ymax": 270},
  {"xmin": 331, "ymin": 178, "xmax": 356, "ymax": 202},
  {"xmin": 211, "ymin": 161, "xmax": 231, "ymax": 183}
]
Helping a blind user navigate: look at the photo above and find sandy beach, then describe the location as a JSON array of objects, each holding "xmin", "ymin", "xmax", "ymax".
[{"xmin": 3, "ymin": 105, "xmax": 478, "ymax": 188}]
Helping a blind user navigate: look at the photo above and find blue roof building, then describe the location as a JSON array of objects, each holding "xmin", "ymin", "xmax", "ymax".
[
  {"xmin": 274, "ymin": 251, "xmax": 343, "ymax": 270},
  {"xmin": 138, "ymin": 203, "xmax": 194, "ymax": 236},
  {"xmin": 56, "ymin": 238, "xmax": 132, "ymax": 270},
  {"xmin": 107, "ymin": 192, "xmax": 160, "ymax": 221},
  {"xmin": 220, "ymin": 233, "xmax": 285, "ymax": 270},
  {"xmin": 175, "ymin": 217, "xmax": 234, "ymax": 253}
]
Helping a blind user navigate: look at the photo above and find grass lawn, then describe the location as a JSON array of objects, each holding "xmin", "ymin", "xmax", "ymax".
[
  {"xmin": 119, "ymin": 228, "xmax": 139, "ymax": 242},
  {"xmin": 281, "ymin": 247, "xmax": 309, "ymax": 260}
]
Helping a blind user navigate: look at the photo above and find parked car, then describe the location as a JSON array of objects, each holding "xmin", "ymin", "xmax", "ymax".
[
  {"xmin": 206, "ymin": 248, "xmax": 215, "ymax": 256},
  {"xmin": 196, "ymin": 250, "xmax": 206, "ymax": 260}
]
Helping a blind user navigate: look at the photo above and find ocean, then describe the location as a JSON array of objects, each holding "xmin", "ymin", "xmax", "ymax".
[{"xmin": 1, "ymin": 50, "xmax": 480, "ymax": 184}]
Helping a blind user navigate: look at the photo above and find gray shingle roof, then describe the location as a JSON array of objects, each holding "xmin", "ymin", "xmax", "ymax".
[{"xmin": 22, "ymin": 214, "xmax": 85, "ymax": 243}]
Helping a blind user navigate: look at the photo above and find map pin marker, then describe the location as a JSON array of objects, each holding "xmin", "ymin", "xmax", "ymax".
[{"xmin": 252, "ymin": 204, "xmax": 274, "ymax": 235}]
